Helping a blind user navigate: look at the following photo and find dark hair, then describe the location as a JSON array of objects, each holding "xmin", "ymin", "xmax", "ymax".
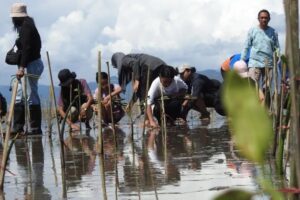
[
  {"xmin": 12, "ymin": 16, "xmax": 34, "ymax": 32},
  {"xmin": 159, "ymin": 65, "xmax": 178, "ymax": 79},
  {"xmin": 258, "ymin": 9, "xmax": 270, "ymax": 19},
  {"xmin": 96, "ymin": 72, "xmax": 108, "ymax": 83}
]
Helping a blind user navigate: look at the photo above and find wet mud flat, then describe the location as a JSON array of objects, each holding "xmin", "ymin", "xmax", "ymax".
[{"xmin": 0, "ymin": 111, "xmax": 259, "ymax": 199}]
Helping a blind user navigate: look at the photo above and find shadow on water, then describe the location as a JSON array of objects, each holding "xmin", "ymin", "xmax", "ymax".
[{"xmin": 0, "ymin": 112, "xmax": 258, "ymax": 199}]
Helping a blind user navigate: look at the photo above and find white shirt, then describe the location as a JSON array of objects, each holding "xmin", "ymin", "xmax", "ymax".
[{"xmin": 147, "ymin": 76, "xmax": 188, "ymax": 105}]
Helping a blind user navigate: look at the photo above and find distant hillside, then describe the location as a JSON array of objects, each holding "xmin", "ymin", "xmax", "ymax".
[
  {"xmin": 198, "ymin": 69, "xmax": 222, "ymax": 81},
  {"xmin": 0, "ymin": 70, "xmax": 221, "ymax": 103}
]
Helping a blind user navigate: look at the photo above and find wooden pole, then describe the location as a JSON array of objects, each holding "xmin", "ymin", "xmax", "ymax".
[
  {"xmin": 0, "ymin": 80, "xmax": 18, "ymax": 190},
  {"xmin": 46, "ymin": 51, "xmax": 67, "ymax": 198},
  {"xmin": 105, "ymin": 61, "xmax": 117, "ymax": 147},
  {"xmin": 97, "ymin": 51, "xmax": 103, "ymax": 154},
  {"xmin": 284, "ymin": 0, "xmax": 300, "ymax": 190}
]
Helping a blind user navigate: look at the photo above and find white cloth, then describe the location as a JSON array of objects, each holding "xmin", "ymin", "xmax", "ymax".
[{"xmin": 147, "ymin": 76, "xmax": 188, "ymax": 105}]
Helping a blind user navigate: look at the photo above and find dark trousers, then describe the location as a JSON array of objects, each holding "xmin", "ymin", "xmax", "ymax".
[{"xmin": 153, "ymin": 98, "xmax": 183, "ymax": 122}]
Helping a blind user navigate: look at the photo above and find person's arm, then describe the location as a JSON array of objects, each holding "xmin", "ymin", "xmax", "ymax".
[
  {"xmin": 147, "ymin": 104, "xmax": 158, "ymax": 127},
  {"xmin": 146, "ymin": 79, "xmax": 159, "ymax": 127},
  {"xmin": 132, "ymin": 61, "xmax": 140, "ymax": 92},
  {"xmin": 241, "ymin": 29, "xmax": 253, "ymax": 61},
  {"xmin": 81, "ymin": 79, "xmax": 93, "ymax": 109}
]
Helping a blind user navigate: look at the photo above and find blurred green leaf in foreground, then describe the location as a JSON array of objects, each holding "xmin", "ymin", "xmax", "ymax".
[{"xmin": 222, "ymin": 71, "xmax": 273, "ymax": 164}]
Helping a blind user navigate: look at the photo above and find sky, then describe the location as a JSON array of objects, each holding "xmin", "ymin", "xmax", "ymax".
[{"xmin": 0, "ymin": 0, "xmax": 285, "ymax": 86}]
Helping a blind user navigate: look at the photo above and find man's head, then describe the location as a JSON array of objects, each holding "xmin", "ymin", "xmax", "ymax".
[
  {"xmin": 178, "ymin": 64, "xmax": 196, "ymax": 81},
  {"xmin": 159, "ymin": 65, "xmax": 177, "ymax": 88},
  {"xmin": 258, "ymin": 9, "xmax": 270, "ymax": 29}
]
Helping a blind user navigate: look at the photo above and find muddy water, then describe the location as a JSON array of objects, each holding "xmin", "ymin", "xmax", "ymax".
[{"xmin": 0, "ymin": 112, "xmax": 258, "ymax": 199}]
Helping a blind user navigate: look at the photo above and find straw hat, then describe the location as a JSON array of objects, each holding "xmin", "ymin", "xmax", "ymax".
[{"xmin": 10, "ymin": 3, "xmax": 28, "ymax": 17}]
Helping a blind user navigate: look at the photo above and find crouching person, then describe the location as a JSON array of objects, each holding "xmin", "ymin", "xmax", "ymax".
[
  {"xmin": 93, "ymin": 72, "xmax": 125, "ymax": 125},
  {"xmin": 57, "ymin": 69, "xmax": 93, "ymax": 131},
  {"xmin": 178, "ymin": 64, "xmax": 225, "ymax": 121},
  {"xmin": 147, "ymin": 65, "xmax": 188, "ymax": 128},
  {"xmin": 0, "ymin": 92, "xmax": 7, "ymax": 122}
]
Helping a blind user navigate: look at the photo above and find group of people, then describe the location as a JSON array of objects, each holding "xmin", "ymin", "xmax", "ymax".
[{"xmin": 2, "ymin": 3, "xmax": 279, "ymax": 134}]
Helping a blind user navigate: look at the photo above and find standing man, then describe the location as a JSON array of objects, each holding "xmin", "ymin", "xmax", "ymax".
[
  {"xmin": 9, "ymin": 3, "xmax": 44, "ymax": 135},
  {"xmin": 111, "ymin": 52, "xmax": 166, "ymax": 113},
  {"xmin": 241, "ymin": 9, "xmax": 280, "ymax": 89}
]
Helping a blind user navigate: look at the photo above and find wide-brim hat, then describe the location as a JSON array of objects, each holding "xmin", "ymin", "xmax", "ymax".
[
  {"xmin": 58, "ymin": 69, "xmax": 76, "ymax": 86},
  {"xmin": 10, "ymin": 3, "xmax": 28, "ymax": 17}
]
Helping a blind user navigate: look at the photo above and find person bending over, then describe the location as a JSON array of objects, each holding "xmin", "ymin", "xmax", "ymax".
[
  {"xmin": 146, "ymin": 65, "xmax": 188, "ymax": 128},
  {"xmin": 57, "ymin": 69, "xmax": 93, "ymax": 131}
]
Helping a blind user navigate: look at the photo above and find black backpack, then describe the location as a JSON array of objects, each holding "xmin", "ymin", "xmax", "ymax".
[{"xmin": 0, "ymin": 93, "xmax": 7, "ymax": 117}]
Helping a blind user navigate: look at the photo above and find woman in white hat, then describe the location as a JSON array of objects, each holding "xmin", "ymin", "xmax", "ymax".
[{"xmin": 10, "ymin": 3, "xmax": 44, "ymax": 135}]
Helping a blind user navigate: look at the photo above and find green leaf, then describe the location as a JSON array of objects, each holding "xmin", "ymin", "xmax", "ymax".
[
  {"xmin": 214, "ymin": 189, "xmax": 254, "ymax": 200},
  {"xmin": 222, "ymin": 71, "xmax": 273, "ymax": 164}
]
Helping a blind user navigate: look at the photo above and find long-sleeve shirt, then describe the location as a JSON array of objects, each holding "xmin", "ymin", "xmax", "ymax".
[
  {"xmin": 16, "ymin": 17, "xmax": 41, "ymax": 67},
  {"xmin": 241, "ymin": 26, "xmax": 279, "ymax": 68}
]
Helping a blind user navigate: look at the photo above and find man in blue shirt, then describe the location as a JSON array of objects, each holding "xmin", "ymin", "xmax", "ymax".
[{"xmin": 241, "ymin": 9, "xmax": 280, "ymax": 89}]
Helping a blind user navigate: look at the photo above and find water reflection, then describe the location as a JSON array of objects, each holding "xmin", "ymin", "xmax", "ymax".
[
  {"xmin": 1, "ymin": 116, "xmax": 258, "ymax": 199},
  {"xmin": 14, "ymin": 137, "xmax": 51, "ymax": 199}
]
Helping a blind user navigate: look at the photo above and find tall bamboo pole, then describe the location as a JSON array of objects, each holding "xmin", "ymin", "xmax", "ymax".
[
  {"xmin": 97, "ymin": 51, "xmax": 103, "ymax": 154},
  {"xmin": 0, "ymin": 80, "xmax": 18, "ymax": 190},
  {"xmin": 284, "ymin": 0, "xmax": 300, "ymax": 191},
  {"xmin": 46, "ymin": 51, "xmax": 67, "ymax": 198},
  {"xmin": 105, "ymin": 61, "xmax": 117, "ymax": 147}
]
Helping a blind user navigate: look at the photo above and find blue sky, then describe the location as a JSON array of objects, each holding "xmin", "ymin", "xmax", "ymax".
[{"xmin": 0, "ymin": 0, "xmax": 285, "ymax": 86}]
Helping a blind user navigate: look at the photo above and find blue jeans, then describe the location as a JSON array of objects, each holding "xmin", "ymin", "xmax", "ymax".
[{"xmin": 16, "ymin": 59, "xmax": 44, "ymax": 105}]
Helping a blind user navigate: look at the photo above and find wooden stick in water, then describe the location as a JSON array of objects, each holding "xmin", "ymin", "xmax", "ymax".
[
  {"xmin": 0, "ymin": 80, "xmax": 18, "ymax": 190},
  {"xmin": 106, "ymin": 61, "xmax": 117, "ymax": 147},
  {"xmin": 46, "ymin": 51, "xmax": 67, "ymax": 198},
  {"xmin": 97, "ymin": 51, "xmax": 103, "ymax": 154}
]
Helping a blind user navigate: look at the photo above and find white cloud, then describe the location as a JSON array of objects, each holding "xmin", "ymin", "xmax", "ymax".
[{"xmin": 0, "ymin": 0, "xmax": 285, "ymax": 85}]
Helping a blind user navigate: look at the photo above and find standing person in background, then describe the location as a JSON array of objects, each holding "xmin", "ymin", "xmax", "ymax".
[
  {"xmin": 93, "ymin": 72, "xmax": 125, "ymax": 125},
  {"xmin": 241, "ymin": 9, "xmax": 280, "ymax": 90},
  {"xmin": 220, "ymin": 53, "xmax": 249, "ymax": 79},
  {"xmin": 111, "ymin": 52, "xmax": 166, "ymax": 113},
  {"xmin": 9, "ymin": 3, "xmax": 44, "ymax": 135},
  {"xmin": 146, "ymin": 65, "xmax": 188, "ymax": 128},
  {"xmin": 57, "ymin": 69, "xmax": 94, "ymax": 131}
]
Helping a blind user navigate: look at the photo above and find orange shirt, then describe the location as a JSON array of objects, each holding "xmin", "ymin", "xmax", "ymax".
[{"xmin": 221, "ymin": 57, "xmax": 230, "ymax": 71}]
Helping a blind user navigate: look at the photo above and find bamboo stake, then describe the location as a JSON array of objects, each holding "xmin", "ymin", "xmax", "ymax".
[
  {"xmin": 97, "ymin": 51, "xmax": 103, "ymax": 154},
  {"xmin": 46, "ymin": 51, "xmax": 67, "ymax": 198},
  {"xmin": 284, "ymin": 0, "xmax": 300, "ymax": 189},
  {"xmin": 0, "ymin": 80, "xmax": 18, "ymax": 190},
  {"xmin": 23, "ymin": 72, "xmax": 29, "ymax": 135},
  {"xmin": 106, "ymin": 61, "xmax": 118, "ymax": 199},
  {"xmin": 106, "ymin": 61, "xmax": 117, "ymax": 147},
  {"xmin": 99, "ymin": 153, "xmax": 107, "ymax": 200},
  {"xmin": 142, "ymin": 66, "xmax": 151, "ymax": 136}
]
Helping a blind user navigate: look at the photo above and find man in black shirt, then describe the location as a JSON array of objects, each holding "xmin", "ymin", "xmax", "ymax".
[{"xmin": 178, "ymin": 64, "xmax": 225, "ymax": 121}]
